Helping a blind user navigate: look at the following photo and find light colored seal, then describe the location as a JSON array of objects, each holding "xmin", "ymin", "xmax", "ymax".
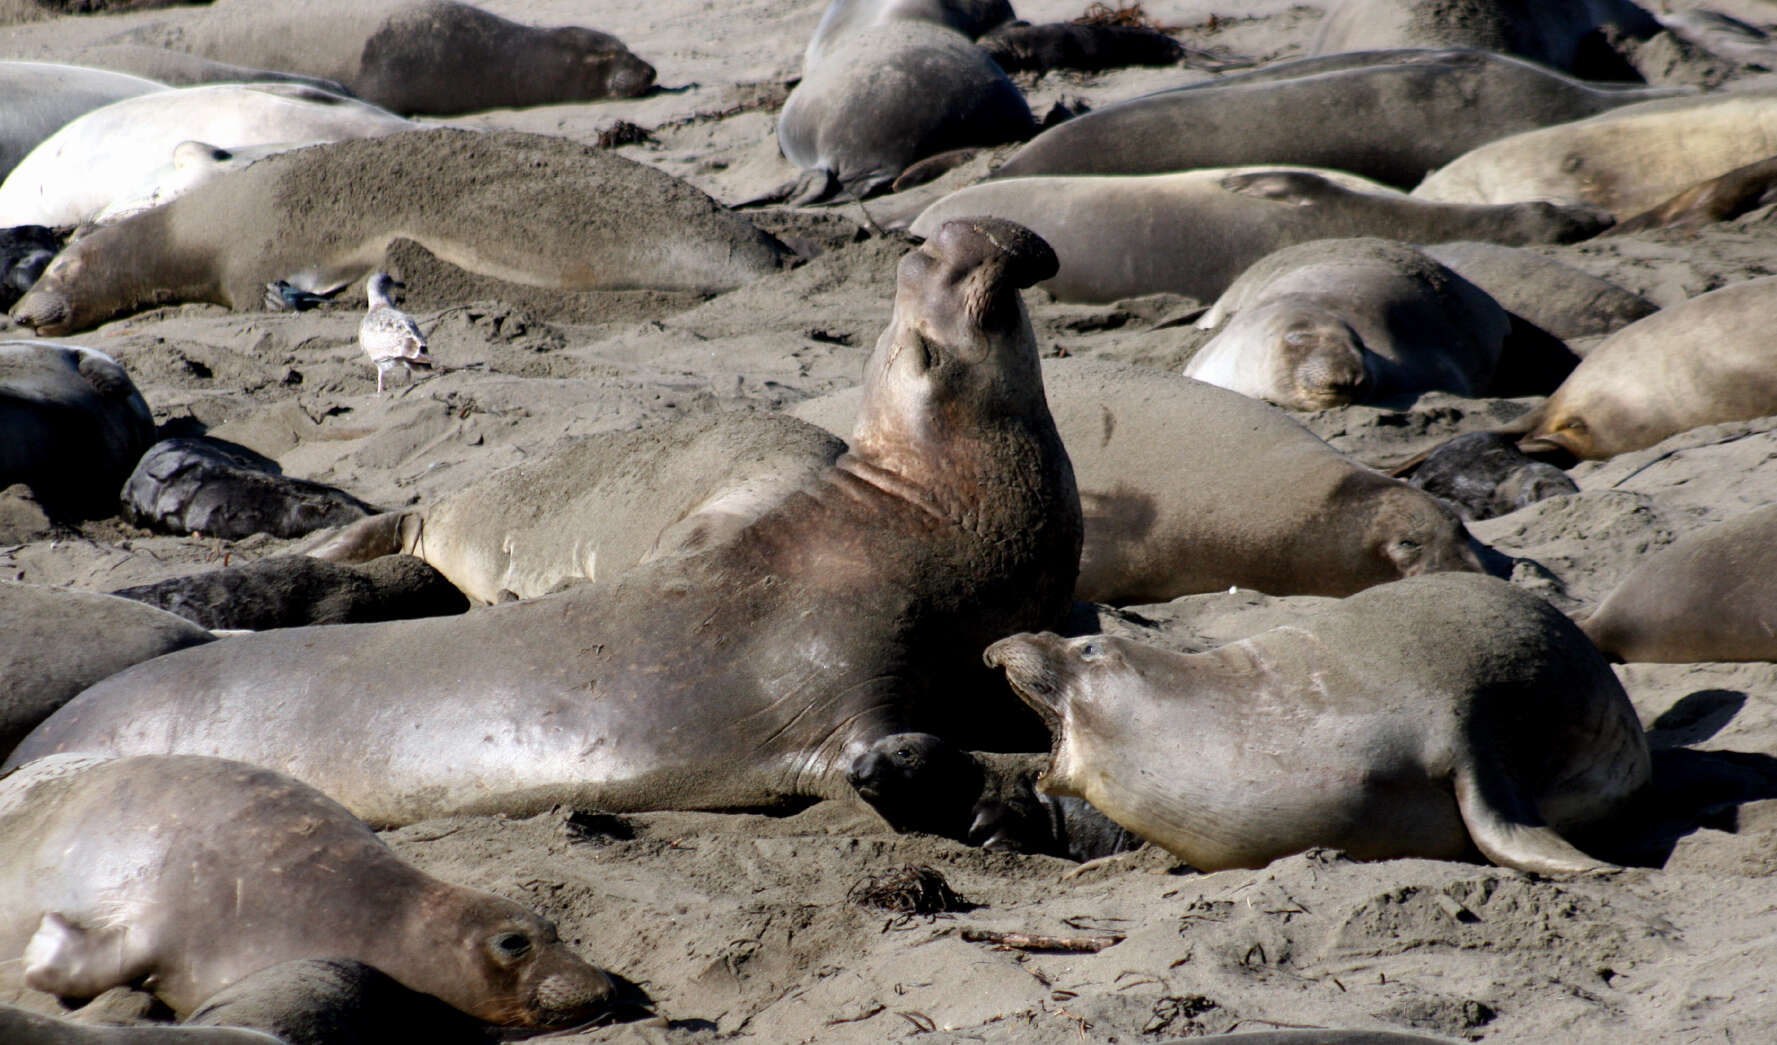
[
  {"xmin": 310, "ymin": 410, "xmax": 847, "ymax": 605},
  {"xmin": 0, "ymin": 341, "xmax": 154, "ymax": 518},
  {"xmin": 11, "ymin": 220, "xmax": 1082, "ymax": 830},
  {"xmin": 1310, "ymin": 0, "xmax": 1657, "ymax": 78},
  {"xmin": 910, "ymin": 167, "xmax": 1611, "ymax": 303},
  {"xmin": 1184, "ymin": 238, "xmax": 1513, "ymax": 410},
  {"xmin": 10, "ymin": 129, "xmax": 791, "ymax": 336},
  {"xmin": 1515, "ymin": 276, "xmax": 1777, "ymax": 460},
  {"xmin": 54, "ymin": 43, "xmax": 353, "ymax": 95},
  {"xmin": 805, "ymin": 0, "xmax": 1013, "ymax": 67},
  {"xmin": 990, "ymin": 48, "xmax": 1685, "ymax": 188},
  {"xmin": 91, "ymin": 140, "xmax": 301, "ymax": 228},
  {"xmin": 778, "ymin": 20, "xmax": 1035, "ymax": 199},
  {"xmin": 1411, "ymin": 90, "xmax": 1777, "ymax": 218},
  {"xmin": 0, "ymin": 83, "xmax": 412, "ymax": 229},
  {"xmin": 107, "ymin": 0, "xmax": 656, "ymax": 116},
  {"xmin": 1420, "ymin": 241, "xmax": 1657, "ymax": 340},
  {"xmin": 791, "ymin": 356, "xmax": 1484, "ymax": 604},
  {"xmin": 0, "ymin": 582, "xmax": 213, "ymax": 759},
  {"xmin": 0, "ymin": 754, "xmax": 616, "ymax": 1025},
  {"xmin": 986, "ymin": 573, "xmax": 1651, "ymax": 874},
  {"xmin": 1580, "ymin": 504, "xmax": 1777, "ymax": 663},
  {"xmin": 0, "ymin": 61, "xmax": 165, "ymax": 182}
]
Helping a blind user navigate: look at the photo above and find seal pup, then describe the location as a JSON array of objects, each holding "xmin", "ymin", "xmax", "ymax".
[
  {"xmin": 986, "ymin": 574, "xmax": 1650, "ymax": 874},
  {"xmin": 0, "ymin": 62, "xmax": 165, "ymax": 181},
  {"xmin": 1183, "ymin": 238, "xmax": 1513, "ymax": 410},
  {"xmin": 10, "ymin": 130, "xmax": 791, "ymax": 336},
  {"xmin": 910, "ymin": 167, "xmax": 1611, "ymax": 303},
  {"xmin": 989, "ymin": 49, "xmax": 1685, "ymax": 188},
  {"xmin": 109, "ymin": 555, "xmax": 468, "ymax": 632},
  {"xmin": 0, "ymin": 754, "xmax": 616, "ymax": 1024},
  {"xmin": 11, "ymin": 220, "xmax": 1082, "ymax": 830},
  {"xmin": 186, "ymin": 959, "xmax": 491, "ymax": 1045},
  {"xmin": 0, "ymin": 1006, "xmax": 281, "ymax": 1044},
  {"xmin": 0, "ymin": 83, "xmax": 414, "ymax": 229},
  {"xmin": 0, "ymin": 342, "xmax": 155, "ymax": 519},
  {"xmin": 122, "ymin": 437, "xmax": 377, "ymax": 540},
  {"xmin": 1412, "ymin": 90, "xmax": 1777, "ymax": 218},
  {"xmin": 1580, "ymin": 504, "xmax": 1777, "ymax": 663},
  {"xmin": 1400, "ymin": 432, "xmax": 1577, "ymax": 521},
  {"xmin": 1514, "ymin": 276, "xmax": 1777, "ymax": 459},
  {"xmin": 359, "ymin": 273, "xmax": 431, "ymax": 396},
  {"xmin": 0, "ymin": 224, "xmax": 59, "ymax": 310},
  {"xmin": 1310, "ymin": 0, "xmax": 1657, "ymax": 79}
]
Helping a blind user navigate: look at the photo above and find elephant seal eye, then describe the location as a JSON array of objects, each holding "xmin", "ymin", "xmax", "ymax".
[
  {"xmin": 1079, "ymin": 642, "xmax": 1104, "ymax": 661},
  {"xmin": 493, "ymin": 932, "xmax": 532, "ymax": 958}
]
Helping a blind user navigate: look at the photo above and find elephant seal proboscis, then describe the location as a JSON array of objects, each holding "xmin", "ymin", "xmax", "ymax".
[
  {"xmin": 0, "ymin": 754, "xmax": 615, "ymax": 1024},
  {"xmin": 804, "ymin": 0, "xmax": 1013, "ymax": 67},
  {"xmin": 791, "ymin": 356, "xmax": 1484, "ymax": 604},
  {"xmin": 122, "ymin": 437, "xmax": 377, "ymax": 540},
  {"xmin": 1580, "ymin": 503, "xmax": 1777, "ymax": 663},
  {"xmin": 1514, "ymin": 276, "xmax": 1777, "ymax": 459},
  {"xmin": 12, "ymin": 219, "xmax": 1082, "ymax": 832},
  {"xmin": 1400, "ymin": 431, "xmax": 1578, "ymax": 521},
  {"xmin": 986, "ymin": 573, "xmax": 1650, "ymax": 874},
  {"xmin": 0, "ymin": 341, "xmax": 154, "ymax": 519},
  {"xmin": 989, "ymin": 49, "xmax": 1684, "ymax": 188},
  {"xmin": 1420, "ymin": 241, "xmax": 1657, "ymax": 340},
  {"xmin": 1310, "ymin": 0, "xmax": 1657, "ymax": 79},
  {"xmin": 186, "ymin": 958, "xmax": 491, "ymax": 1045},
  {"xmin": 1412, "ymin": 90, "xmax": 1777, "ymax": 218},
  {"xmin": 310, "ymin": 410, "xmax": 846, "ymax": 604},
  {"xmin": 0, "ymin": 1005, "xmax": 281, "ymax": 1044},
  {"xmin": 10, "ymin": 129, "xmax": 791, "ymax": 335},
  {"xmin": 107, "ymin": 0, "xmax": 656, "ymax": 116},
  {"xmin": 0, "ymin": 582, "xmax": 213, "ymax": 759},
  {"xmin": 1184, "ymin": 238, "xmax": 1512, "ymax": 409},
  {"xmin": 0, "ymin": 62, "xmax": 166, "ymax": 182},
  {"xmin": 778, "ymin": 21, "xmax": 1035, "ymax": 200},
  {"xmin": 0, "ymin": 83, "xmax": 414, "ymax": 229},
  {"xmin": 108, "ymin": 555, "xmax": 469, "ymax": 632},
  {"xmin": 909, "ymin": 167, "xmax": 1610, "ymax": 303}
]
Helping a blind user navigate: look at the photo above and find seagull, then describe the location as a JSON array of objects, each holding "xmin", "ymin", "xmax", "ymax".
[
  {"xmin": 359, "ymin": 272, "xmax": 432, "ymax": 396},
  {"xmin": 263, "ymin": 279, "xmax": 338, "ymax": 312}
]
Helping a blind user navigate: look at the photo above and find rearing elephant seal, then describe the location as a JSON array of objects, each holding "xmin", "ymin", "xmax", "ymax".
[
  {"xmin": 11, "ymin": 220, "xmax": 1082, "ymax": 830},
  {"xmin": 0, "ymin": 754, "xmax": 615, "ymax": 1024},
  {"xmin": 987, "ymin": 574, "xmax": 1650, "ymax": 874}
]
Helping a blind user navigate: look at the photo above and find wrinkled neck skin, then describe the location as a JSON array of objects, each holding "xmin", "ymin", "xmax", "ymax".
[{"xmin": 12, "ymin": 210, "xmax": 220, "ymax": 335}]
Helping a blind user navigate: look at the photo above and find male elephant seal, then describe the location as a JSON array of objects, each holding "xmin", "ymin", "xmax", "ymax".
[
  {"xmin": 310, "ymin": 410, "xmax": 846, "ymax": 604},
  {"xmin": 106, "ymin": 0, "xmax": 656, "ymax": 116},
  {"xmin": 0, "ymin": 83, "xmax": 414, "ymax": 229},
  {"xmin": 910, "ymin": 168, "xmax": 1610, "ymax": 303},
  {"xmin": 805, "ymin": 0, "xmax": 1013, "ymax": 66},
  {"xmin": 11, "ymin": 129, "xmax": 791, "ymax": 335},
  {"xmin": 778, "ymin": 21, "xmax": 1035, "ymax": 200},
  {"xmin": 1580, "ymin": 504, "xmax": 1777, "ymax": 663},
  {"xmin": 792, "ymin": 357, "xmax": 1484, "ymax": 604},
  {"xmin": 989, "ymin": 49, "xmax": 1683, "ymax": 188},
  {"xmin": 1514, "ymin": 276, "xmax": 1777, "ymax": 459},
  {"xmin": 0, "ymin": 583, "xmax": 213, "ymax": 759},
  {"xmin": 1412, "ymin": 90, "xmax": 1777, "ymax": 218},
  {"xmin": 1, "ymin": 342, "xmax": 154, "ymax": 518},
  {"xmin": 986, "ymin": 574, "xmax": 1650, "ymax": 874},
  {"xmin": 1310, "ymin": 0, "xmax": 1657, "ymax": 79},
  {"xmin": 12, "ymin": 220, "xmax": 1082, "ymax": 830},
  {"xmin": 0, "ymin": 754, "xmax": 615, "ymax": 1024},
  {"xmin": 0, "ymin": 62, "xmax": 165, "ymax": 182},
  {"xmin": 1184, "ymin": 238, "xmax": 1513, "ymax": 410}
]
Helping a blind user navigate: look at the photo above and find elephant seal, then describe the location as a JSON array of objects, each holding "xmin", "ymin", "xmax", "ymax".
[
  {"xmin": 792, "ymin": 356, "xmax": 1484, "ymax": 604},
  {"xmin": 1401, "ymin": 431, "xmax": 1578, "ymax": 521},
  {"xmin": 1412, "ymin": 90, "xmax": 1777, "ymax": 218},
  {"xmin": 989, "ymin": 49, "xmax": 1684, "ymax": 188},
  {"xmin": 986, "ymin": 573, "xmax": 1650, "ymax": 874},
  {"xmin": 0, "ymin": 583, "xmax": 213, "ymax": 759},
  {"xmin": 0, "ymin": 224, "xmax": 59, "ymax": 310},
  {"xmin": 1310, "ymin": 0, "xmax": 1657, "ymax": 79},
  {"xmin": 109, "ymin": 554, "xmax": 469, "ymax": 631},
  {"xmin": 910, "ymin": 168, "xmax": 1611, "ymax": 303},
  {"xmin": 1580, "ymin": 504, "xmax": 1777, "ymax": 663},
  {"xmin": 1515, "ymin": 276, "xmax": 1777, "ymax": 459},
  {"xmin": 1160, "ymin": 1035, "xmax": 1469, "ymax": 1045},
  {"xmin": 778, "ymin": 21, "xmax": 1035, "ymax": 200},
  {"xmin": 977, "ymin": 20, "xmax": 1186, "ymax": 74},
  {"xmin": 92, "ymin": 141, "xmax": 299, "ymax": 228},
  {"xmin": 108, "ymin": 0, "xmax": 655, "ymax": 116},
  {"xmin": 56, "ymin": 44, "xmax": 353, "ymax": 95},
  {"xmin": 310, "ymin": 410, "xmax": 847, "ymax": 604},
  {"xmin": 0, "ymin": 1006, "xmax": 280, "ymax": 1044},
  {"xmin": 11, "ymin": 129, "xmax": 791, "ymax": 336},
  {"xmin": 1, "ymin": 342, "xmax": 154, "ymax": 518},
  {"xmin": 805, "ymin": 0, "xmax": 1013, "ymax": 66},
  {"xmin": 187, "ymin": 959, "xmax": 490, "ymax": 1045},
  {"xmin": 0, "ymin": 62, "xmax": 165, "ymax": 182},
  {"xmin": 122, "ymin": 437, "xmax": 377, "ymax": 540},
  {"xmin": 11, "ymin": 220, "xmax": 1082, "ymax": 829},
  {"xmin": 1184, "ymin": 238, "xmax": 1513, "ymax": 409},
  {"xmin": 1606, "ymin": 154, "xmax": 1777, "ymax": 236},
  {"xmin": 1420, "ymin": 241, "xmax": 1657, "ymax": 339},
  {"xmin": 0, "ymin": 84, "xmax": 412, "ymax": 229},
  {"xmin": 0, "ymin": 753, "xmax": 616, "ymax": 1024}
]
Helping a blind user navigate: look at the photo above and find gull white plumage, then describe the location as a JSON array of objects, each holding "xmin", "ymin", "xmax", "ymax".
[{"xmin": 359, "ymin": 272, "xmax": 432, "ymax": 396}]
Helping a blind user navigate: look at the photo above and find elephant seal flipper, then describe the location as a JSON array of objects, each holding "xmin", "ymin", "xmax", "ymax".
[{"xmin": 1454, "ymin": 760, "xmax": 1617, "ymax": 875}]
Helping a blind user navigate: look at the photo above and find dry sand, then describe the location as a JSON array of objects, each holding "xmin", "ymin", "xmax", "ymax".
[{"xmin": 4, "ymin": 1, "xmax": 1777, "ymax": 1043}]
